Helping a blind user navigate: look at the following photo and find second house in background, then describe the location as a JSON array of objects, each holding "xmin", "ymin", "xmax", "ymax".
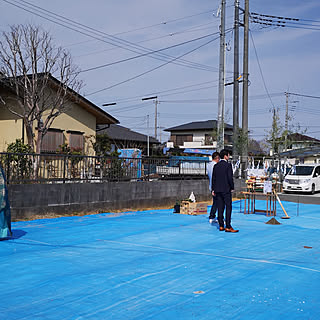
[{"xmin": 164, "ymin": 120, "xmax": 233, "ymax": 150}]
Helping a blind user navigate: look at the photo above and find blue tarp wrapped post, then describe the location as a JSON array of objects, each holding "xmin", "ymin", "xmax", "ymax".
[{"xmin": 0, "ymin": 165, "xmax": 11, "ymax": 239}]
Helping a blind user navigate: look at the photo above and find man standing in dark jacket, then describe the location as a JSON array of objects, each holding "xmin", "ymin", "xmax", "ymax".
[{"xmin": 212, "ymin": 149, "xmax": 239, "ymax": 233}]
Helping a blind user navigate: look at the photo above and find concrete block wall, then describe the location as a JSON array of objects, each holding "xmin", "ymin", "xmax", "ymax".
[
  {"xmin": 8, "ymin": 178, "xmax": 246, "ymax": 220},
  {"xmin": 8, "ymin": 179, "xmax": 211, "ymax": 220}
]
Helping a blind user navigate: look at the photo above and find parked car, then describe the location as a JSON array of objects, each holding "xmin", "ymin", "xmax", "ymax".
[{"xmin": 283, "ymin": 164, "xmax": 320, "ymax": 194}]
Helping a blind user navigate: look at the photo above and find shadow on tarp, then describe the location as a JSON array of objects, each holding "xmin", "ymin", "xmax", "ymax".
[
  {"xmin": 11, "ymin": 229, "xmax": 27, "ymax": 239},
  {"xmin": 0, "ymin": 229, "xmax": 27, "ymax": 241}
]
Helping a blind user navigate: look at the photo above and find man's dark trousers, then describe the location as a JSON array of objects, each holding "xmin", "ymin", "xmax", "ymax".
[
  {"xmin": 212, "ymin": 159, "xmax": 234, "ymax": 229},
  {"xmin": 216, "ymin": 192, "xmax": 232, "ymax": 228},
  {"xmin": 209, "ymin": 195, "xmax": 217, "ymax": 219}
]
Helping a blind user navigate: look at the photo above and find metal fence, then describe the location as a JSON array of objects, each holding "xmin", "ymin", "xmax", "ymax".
[{"xmin": 0, "ymin": 152, "xmax": 211, "ymax": 184}]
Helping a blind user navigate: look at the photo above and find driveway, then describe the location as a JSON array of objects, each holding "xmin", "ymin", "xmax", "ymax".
[{"xmin": 278, "ymin": 192, "xmax": 320, "ymax": 205}]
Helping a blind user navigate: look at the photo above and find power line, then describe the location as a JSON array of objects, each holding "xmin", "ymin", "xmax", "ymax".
[
  {"xmin": 78, "ymin": 31, "xmax": 222, "ymax": 74},
  {"xmin": 109, "ymin": 102, "xmax": 154, "ymax": 114},
  {"xmin": 74, "ymin": 20, "xmax": 234, "ymax": 60},
  {"xmin": 86, "ymin": 32, "xmax": 226, "ymax": 96},
  {"xmin": 287, "ymin": 92, "xmax": 320, "ymax": 99},
  {"xmin": 65, "ymin": 10, "xmax": 222, "ymax": 48},
  {"xmin": 74, "ymin": 21, "xmax": 217, "ymax": 58},
  {"xmin": 3, "ymin": 0, "xmax": 220, "ymax": 73},
  {"xmin": 249, "ymin": 30, "xmax": 275, "ymax": 109},
  {"xmin": 115, "ymin": 9, "xmax": 218, "ymax": 36},
  {"xmin": 252, "ymin": 21, "xmax": 320, "ymax": 31},
  {"xmin": 160, "ymin": 92, "xmax": 283, "ymax": 103},
  {"xmin": 250, "ymin": 12, "xmax": 320, "ymax": 31},
  {"xmin": 250, "ymin": 12, "xmax": 320, "ymax": 24},
  {"xmin": 98, "ymin": 78, "xmax": 227, "ymax": 105}
]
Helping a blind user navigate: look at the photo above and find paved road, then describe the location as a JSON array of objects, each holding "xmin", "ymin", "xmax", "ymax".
[{"xmin": 266, "ymin": 192, "xmax": 320, "ymax": 205}]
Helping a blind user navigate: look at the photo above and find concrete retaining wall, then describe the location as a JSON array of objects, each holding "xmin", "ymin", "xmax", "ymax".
[
  {"xmin": 8, "ymin": 179, "xmax": 246, "ymax": 220},
  {"xmin": 8, "ymin": 180, "xmax": 209, "ymax": 220}
]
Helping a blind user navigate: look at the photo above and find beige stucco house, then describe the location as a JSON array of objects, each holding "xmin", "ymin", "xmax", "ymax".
[{"xmin": 0, "ymin": 74, "xmax": 119, "ymax": 154}]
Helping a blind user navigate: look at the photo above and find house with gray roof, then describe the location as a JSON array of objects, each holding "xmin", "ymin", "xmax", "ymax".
[
  {"xmin": 278, "ymin": 133, "xmax": 320, "ymax": 164},
  {"xmin": 164, "ymin": 120, "xmax": 233, "ymax": 150},
  {"xmin": 96, "ymin": 124, "xmax": 160, "ymax": 155}
]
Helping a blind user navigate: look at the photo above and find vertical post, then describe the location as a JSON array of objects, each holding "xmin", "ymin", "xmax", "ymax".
[
  {"xmin": 158, "ymin": 112, "xmax": 161, "ymax": 142},
  {"xmin": 242, "ymin": 0, "xmax": 249, "ymax": 169},
  {"xmin": 233, "ymin": 0, "xmax": 240, "ymax": 158},
  {"xmin": 141, "ymin": 95, "xmax": 158, "ymax": 140},
  {"xmin": 63, "ymin": 154, "xmax": 66, "ymax": 183},
  {"xmin": 217, "ymin": 0, "xmax": 226, "ymax": 151},
  {"xmin": 154, "ymin": 99, "xmax": 158, "ymax": 140},
  {"xmin": 285, "ymin": 92, "xmax": 289, "ymax": 151},
  {"xmin": 272, "ymin": 108, "xmax": 276, "ymax": 168},
  {"xmin": 22, "ymin": 119, "xmax": 25, "ymax": 143},
  {"xmin": 147, "ymin": 114, "xmax": 150, "ymax": 157}
]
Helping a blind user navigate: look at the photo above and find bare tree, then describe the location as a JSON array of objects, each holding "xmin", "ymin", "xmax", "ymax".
[
  {"xmin": 0, "ymin": 24, "xmax": 82, "ymax": 153},
  {"xmin": 264, "ymin": 108, "xmax": 307, "ymax": 156}
]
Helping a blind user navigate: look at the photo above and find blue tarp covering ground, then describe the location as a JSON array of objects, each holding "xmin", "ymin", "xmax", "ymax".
[{"xmin": 1, "ymin": 200, "xmax": 319, "ymax": 319}]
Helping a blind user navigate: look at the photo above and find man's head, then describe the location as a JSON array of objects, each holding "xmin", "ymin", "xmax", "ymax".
[
  {"xmin": 220, "ymin": 149, "xmax": 230, "ymax": 161},
  {"xmin": 212, "ymin": 151, "xmax": 220, "ymax": 163}
]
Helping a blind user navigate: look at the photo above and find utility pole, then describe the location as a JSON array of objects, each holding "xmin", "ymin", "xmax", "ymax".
[
  {"xmin": 217, "ymin": 0, "xmax": 226, "ymax": 152},
  {"xmin": 154, "ymin": 99, "xmax": 159, "ymax": 140},
  {"xmin": 285, "ymin": 92, "xmax": 289, "ymax": 152},
  {"xmin": 272, "ymin": 108, "xmax": 276, "ymax": 167},
  {"xmin": 233, "ymin": 0, "xmax": 240, "ymax": 158},
  {"xmin": 158, "ymin": 112, "xmax": 161, "ymax": 142},
  {"xmin": 147, "ymin": 114, "xmax": 150, "ymax": 157},
  {"xmin": 142, "ymin": 95, "xmax": 158, "ymax": 140},
  {"xmin": 242, "ymin": 0, "xmax": 249, "ymax": 168}
]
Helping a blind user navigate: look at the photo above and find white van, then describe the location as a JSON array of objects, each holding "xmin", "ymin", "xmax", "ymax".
[{"xmin": 283, "ymin": 164, "xmax": 320, "ymax": 194}]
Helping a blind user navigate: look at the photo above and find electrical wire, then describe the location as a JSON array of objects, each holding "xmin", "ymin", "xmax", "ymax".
[
  {"xmin": 160, "ymin": 92, "xmax": 283, "ymax": 104},
  {"xmin": 74, "ymin": 20, "xmax": 234, "ymax": 60},
  {"xmin": 250, "ymin": 12, "xmax": 320, "ymax": 31},
  {"xmin": 86, "ymin": 32, "xmax": 227, "ymax": 96},
  {"xmin": 78, "ymin": 31, "xmax": 222, "ymax": 74},
  {"xmin": 106, "ymin": 102, "xmax": 154, "ymax": 114},
  {"xmin": 250, "ymin": 12, "xmax": 320, "ymax": 24},
  {"xmin": 3, "ymin": 0, "xmax": 220, "ymax": 73},
  {"xmin": 65, "ymin": 9, "xmax": 222, "ymax": 48},
  {"xmin": 115, "ymin": 9, "xmax": 218, "ymax": 36},
  {"xmin": 100, "ymin": 78, "xmax": 227, "ymax": 105},
  {"xmin": 287, "ymin": 92, "xmax": 320, "ymax": 99},
  {"xmin": 249, "ymin": 30, "xmax": 276, "ymax": 109}
]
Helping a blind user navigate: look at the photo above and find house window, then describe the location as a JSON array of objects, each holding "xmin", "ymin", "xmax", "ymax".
[
  {"xmin": 169, "ymin": 134, "xmax": 176, "ymax": 144},
  {"xmin": 175, "ymin": 134, "xmax": 193, "ymax": 146},
  {"xmin": 205, "ymin": 134, "xmax": 214, "ymax": 145},
  {"xmin": 41, "ymin": 129, "xmax": 64, "ymax": 153},
  {"xmin": 67, "ymin": 130, "xmax": 84, "ymax": 151},
  {"xmin": 224, "ymin": 134, "xmax": 232, "ymax": 145}
]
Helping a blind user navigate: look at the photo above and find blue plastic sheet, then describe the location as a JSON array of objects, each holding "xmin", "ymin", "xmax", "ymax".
[{"xmin": 0, "ymin": 200, "xmax": 319, "ymax": 319}]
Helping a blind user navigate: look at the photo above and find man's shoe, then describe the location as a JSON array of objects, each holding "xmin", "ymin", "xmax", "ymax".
[
  {"xmin": 225, "ymin": 227, "xmax": 239, "ymax": 233},
  {"xmin": 209, "ymin": 219, "xmax": 213, "ymax": 224},
  {"xmin": 219, "ymin": 226, "xmax": 225, "ymax": 231}
]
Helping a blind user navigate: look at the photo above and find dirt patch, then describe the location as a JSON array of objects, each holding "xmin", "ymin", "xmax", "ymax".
[{"xmin": 12, "ymin": 201, "xmax": 217, "ymax": 222}]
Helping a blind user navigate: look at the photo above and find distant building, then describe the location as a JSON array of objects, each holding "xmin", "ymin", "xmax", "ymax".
[
  {"xmin": 96, "ymin": 124, "xmax": 160, "ymax": 155},
  {"xmin": 279, "ymin": 133, "xmax": 320, "ymax": 153},
  {"xmin": 164, "ymin": 120, "xmax": 233, "ymax": 150},
  {"xmin": 279, "ymin": 133, "xmax": 320, "ymax": 164}
]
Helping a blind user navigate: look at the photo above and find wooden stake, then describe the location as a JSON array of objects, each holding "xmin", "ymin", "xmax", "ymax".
[{"xmin": 274, "ymin": 191, "xmax": 290, "ymax": 219}]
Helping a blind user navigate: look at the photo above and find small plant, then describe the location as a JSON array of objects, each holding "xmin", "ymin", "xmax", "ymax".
[
  {"xmin": 5, "ymin": 139, "xmax": 34, "ymax": 181},
  {"xmin": 56, "ymin": 143, "xmax": 84, "ymax": 178}
]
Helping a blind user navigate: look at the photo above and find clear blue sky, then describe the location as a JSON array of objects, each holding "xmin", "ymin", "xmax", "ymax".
[{"xmin": 1, "ymin": 0, "xmax": 319, "ymax": 142}]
